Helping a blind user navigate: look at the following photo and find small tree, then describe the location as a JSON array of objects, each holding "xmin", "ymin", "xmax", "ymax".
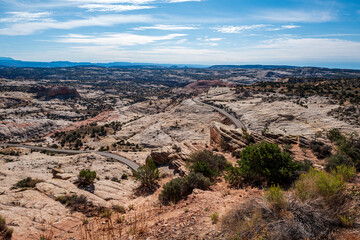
[
  {"xmin": 190, "ymin": 149, "xmax": 230, "ymax": 179},
  {"xmin": 133, "ymin": 158, "xmax": 159, "ymax": 191},
  {"xmin": 227, "ymin": 141, "xmax": 301, "ymax": 186},
  {"xmin": 78, "ymin": 169, "xmax": 97, "ymax": 185}
]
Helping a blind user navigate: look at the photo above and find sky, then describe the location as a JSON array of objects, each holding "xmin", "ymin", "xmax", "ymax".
[{"xmin": 0, "ymin": 0, "xmax": 360, "ymax": 68}]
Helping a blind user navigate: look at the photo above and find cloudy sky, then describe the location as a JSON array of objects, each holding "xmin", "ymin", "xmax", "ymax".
[{"xmin": 0, "ymin": 0, "xmax": 360, "ymax": 68}]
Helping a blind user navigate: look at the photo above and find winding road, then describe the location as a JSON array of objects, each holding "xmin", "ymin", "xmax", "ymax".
[
  {"xmin": 0, "ymin": 143, "xmax": 139, "ymax": 170},
  {"xmin": 1, "ymin": 97, "xmax": 244, "ymax": 171},
  {"xmin": 193, "ymin": 97, "xmax": 246, "ymax": 129}
]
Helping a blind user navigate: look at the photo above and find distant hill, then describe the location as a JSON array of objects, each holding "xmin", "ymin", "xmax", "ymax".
[
  {"xmin": 0, "ymin": 57, "xmax": 208, "ymax": 69},
  {"xmin": 208, "ymin": 65, "xmax": 299, "ymax": 69}
]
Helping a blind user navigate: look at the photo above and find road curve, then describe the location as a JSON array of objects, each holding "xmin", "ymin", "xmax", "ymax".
[
  {"xmin": 0, "ymin": 143, "xmax": 139, "ymax": 170},
  {"xmin": 193, "ymin": 97, "xmax": 246, "ymax": 129}
]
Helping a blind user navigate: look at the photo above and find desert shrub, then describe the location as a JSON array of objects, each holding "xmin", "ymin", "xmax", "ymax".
[
  {"xmin": 299, "ymin": 159, "xmax": 313, "ymax": 172},
  {"xmin": 133, "ymin": 158, "xmax": 159, "ymax": 191},
  {"xmin": 12, "ymin": 177, "xmax": 43, "ymax": 189},
  {"xmin": 338, "ymin": 141, "xmax": 360, "ymax": 170},
  {"xmin": 112, "ymin": 205, "xmax": 126, "ymax": 214},
  {"xmin": 221, "ymin": 197, "xmax": 343, "ymax": 240},
  {"xmin": 224, "ymin": 166, "xmax": 243, "ymax": 188},
  {"xmin": 326, "ymin": 129, "xmax": 360, "ymax": 170},
  {"xmin": 54, "ymin": 194, "xmax": 101, "ymax": 216},
  {"xmin": 264, "ymin": 185, "xmax": 288, "ymax": 211},
  {"xmin": 0, "ymin": 215, "xmax": 13, "ymax": 240},
  {"xmin": 78, "ymin": 169, "xmax": 97, "ymax": 185},
  {"xmin": 159, "ymin": 177, "xmax": 183, "ymax": 204},
  {"xmin": 332, "ymin": 165, "xmax": 356, "ymax": 182},
  {"xmin": 210, "ymin": 212, "xmax": 219, "ymax": 224},
  {"xmin": 242, "ymin": 128, "xmax": 255, "ymax": 144},
  {"xmin": 309, "ymin": 140, "xmax": 332, "ymax": 159},
  {"xmin": 316, "ymin": 171, "xmax": 344, "ymax": 202},
  {"xmin": 327, "ymin": 128, "xmax": 346, "ymax": 143},
  {"xmin": 325, "ymin": 153, "xmax": 353, "ymax": 172},
  {"xmin": 295, "ymin": 168, "xmax": 345, "ymax": 204},
  {"xmin": 182, "ymin": 172, "xmax": 211, "ymax": 194},
  {"xmin": 55, "ymin": 194, "xmax": 87, "ymax": 206},
  {"xmin": 159, "ymin": 172, "xmax": 211, "ymax": 205},
  {"xmin": 227, "ymin": 142, "xmax": 301, "ymax": 186},
  {"xmin": 189, "ymin": 149, "xmax": 230, "ymax": 179}
]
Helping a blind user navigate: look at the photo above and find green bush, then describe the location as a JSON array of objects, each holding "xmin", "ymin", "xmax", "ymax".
[
  {"xmin": 12, "ymin": 177, "xmax": 43, "ymax": 189},
  {"xmin": 325, "ymin": 153, "xmax": 353, "ymax": 172},
  {"xmin": 182, "ymin": 172, "xmax": 211, "ymax": 195},
  {"xmin": 210, "ymin": 212, "xmax": 219, "ymax": 224},
  {"xmin": 78, "ymin": 169, "xmax": 97, "ymax": 185},
  {"xmin": 189, "ymin": 150, "xmax": 230, "ymax": 179},
  {"xmin": 295, "ymin": 168, "xmax": 345, "ymax": 203},
  {"xmin": 227, "ymin": 142, "xmax": 301, "ymax": 186},
  {"xmin": 55, "ymin": 194, "xmax": 88, "ymax": 206},
  {"xmin": 316, "ymin": 171, "xmax": 344, "ymax": 202},
  {"xmin": 133, "ymin": 158, "xmax": 159, "ymax": 190},
  {"xmin": 332, "ymin": 165, "xmax": 356, "ymax": 182},
  {"xmin": 264, "ymin": 185, "xmax": 287, "ymax": 211},
  {"xmin": 159, "ymin": 172, "xmax": 211, "ymax": 205},
  {"xmin": 0, "ymin": 215, "xmax": 13, "ymax": 240},
  {"xmin": 224, "ymin": 166, "xmax": 243, "ymax": 188},
  {"xmin": 159, "ymin": 177, "xmax": 183, "ymax": 204}
]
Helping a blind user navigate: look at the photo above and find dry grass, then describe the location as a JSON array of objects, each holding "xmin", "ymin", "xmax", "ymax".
[
  {"xmin": 79, "ymin": 204, "xmax": 161, "ymax": 240},
  {"xmin": 221, "ymin": 169, "xmax": 360, "ymax": 240}
]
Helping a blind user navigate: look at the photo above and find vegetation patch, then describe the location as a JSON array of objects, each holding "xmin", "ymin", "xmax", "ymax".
[
  {"xmin": 159, "ymin": 172, "xmax": 211, "ymax": 205},
  {"xmin": 55, "ymin": 194, "xmax": 104, "ymax": 217},
  {"xmin": 78, "ymin": 169, "xmax": 97, "ymax": 186},
  {"xmin": 221, "ymin": 168, "xmax": 358, "ymax": 240},
  {"xmin": 225, "ymin": 141, "xmax": 301, "ymax": 186},
  {"xmin": 0, "ymin": 215, "xmax": 13, "ymax": 240},
  {"xmin": 133, "ymin": 158, "xmax": 160, "ymax": 194},
  {"xmin": 12, "ymin": 177, "xmax": 43, "ymax": 189},
  {"xmin": 189, "ymin": 149, "xmax": 231, "ymax": 180}
]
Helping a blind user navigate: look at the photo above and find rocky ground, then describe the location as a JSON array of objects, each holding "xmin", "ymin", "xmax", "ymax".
[
  {"xmin": 200, "ymin": 87, "xmax": 360, "ymax": 138},
  {"xmin": 2, "ymin": 84, "xmax": 360, "ymax": 239},
  {"xmin": 0, "ymin": 150, "xmax": 135, "ymax": 239}
]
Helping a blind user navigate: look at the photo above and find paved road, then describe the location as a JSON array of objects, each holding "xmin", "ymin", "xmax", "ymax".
[
  {"xmin": 193, "ymin": 97, "xmax": 246, "ymax": 129},
  {"xmin": 0, "ymin": 143, "xmax": 139, "ymax": 170}
]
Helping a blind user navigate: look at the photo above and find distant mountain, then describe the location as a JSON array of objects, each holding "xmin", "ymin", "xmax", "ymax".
[
  {"xmin": 209, "ymin": 65, "xmax": 299, "ymax": 69},
  {"xmin": 0, "ymin": 57, "xmax": 208, "ymax": 68}
]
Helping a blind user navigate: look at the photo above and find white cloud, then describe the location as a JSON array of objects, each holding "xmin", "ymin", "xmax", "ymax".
[
  {"xmin": 268, "ymin": 25, "xmax": 301, "ymax": 31},
  {"xmin": 0, "ymin": 11, "xmax": 52, "ymax": 23},
  {"xmin": 196, "ymin": 37, "xmax": 223, "ymax": 46},
  {"xmin": 134, "ymin": 24, "xmax": 198, "ymax": 30},
  {"xmin": 167, "ymin": 0, "xmax": 201, "ymax": 2},
  {"xmin": 69, "ymin": 0, "xmax": 155, "ymax": 4},
  {"xmin": 257, "ymin": 10, "xmax": 335, "ymax": 23},
  {"xmin": 0, "ymin": 14, "xmax": 152, "ymax": 35},
  {"xmin": 197, "ymin": 37, "xmax": 222, "ymax": 42},
  {"xmin": 15, "ymin": 38, "xmax": 360, "ymax": 66},
  {"xmin": 79, "ymin": 4, "xmax": 154, "ymax": 11},
  {"xmin": 56, "ymin": 32, "xmax": 187, "ymax": 46},
  {"xmin": 214, "ymin": 24, "xmax": 267, "ymax": 33},
  {"xmin": 69, "ymin": 0, "xmax": 201, "ymax": 4},
  {"xmin": 281, "ymin": 25, "xmax": 301, "ymax": 29},
  {"xmin": 250, "ymin": 38, "xmax": 360, "ymax": 62}
]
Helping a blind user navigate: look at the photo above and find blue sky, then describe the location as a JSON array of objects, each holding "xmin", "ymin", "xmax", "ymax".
[{"xmin": 0, "ymin": 0, "xmax": 360, "ymax": 68}]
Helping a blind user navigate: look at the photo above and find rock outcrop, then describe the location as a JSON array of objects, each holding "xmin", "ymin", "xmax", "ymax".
[
  {"xmin": 146, "ymin": 142, "xmax": 199, "ymax": 175},
  {"xmin": 30, "ymin": 85, "xmax": 80, "ymax": 100},
  {"xmin": 210, "ymin": 121, "xmax": 299, "ymax": 150}
]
